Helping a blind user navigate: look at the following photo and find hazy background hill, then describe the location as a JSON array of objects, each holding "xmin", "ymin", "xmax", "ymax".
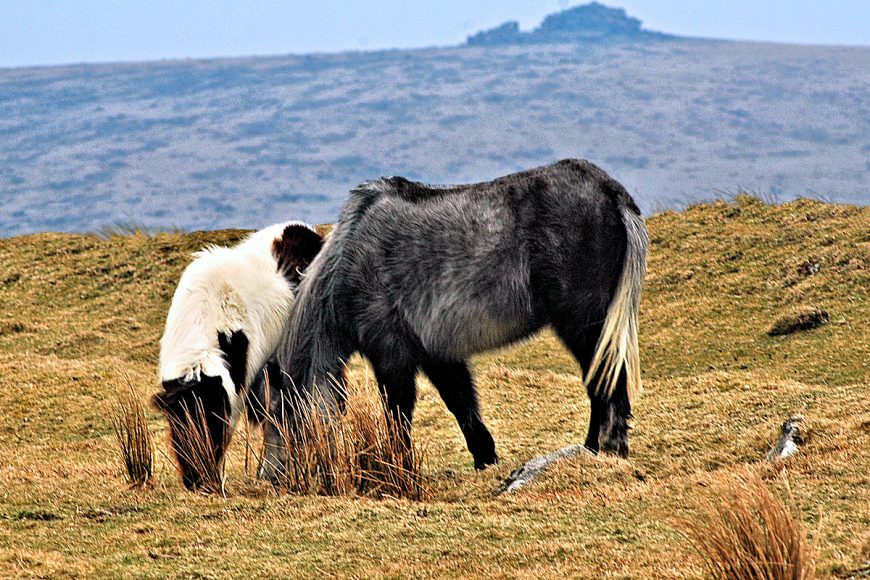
[{"xmin": 2, "ymin": 4, "xmax": 869, "ymax": 236}]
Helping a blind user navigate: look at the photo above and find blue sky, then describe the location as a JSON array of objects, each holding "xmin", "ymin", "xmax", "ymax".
[{"xmin": 1, "ymin": 1, "xmax": 868, "ymax": 69}]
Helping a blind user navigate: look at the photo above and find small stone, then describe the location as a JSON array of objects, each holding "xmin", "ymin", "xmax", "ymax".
[{"xmin": 497, "ymin": 444, "xmax": 592, "ymax": 494}]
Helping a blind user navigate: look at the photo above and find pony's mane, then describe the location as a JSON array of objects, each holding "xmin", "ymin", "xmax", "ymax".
[
  {"xmin": 363, "ymin": 176, "xmax": 469, "ymax": 203},
  {"xmin": 277, "ymin": 184, "xmax": 393, "ymax": 395}
]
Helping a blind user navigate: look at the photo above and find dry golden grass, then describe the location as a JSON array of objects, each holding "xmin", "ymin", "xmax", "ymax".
[
  {"xmin": 344, "ymin": 379, "xmax": 427, "ymax": 500},
  {"xmin": 268, "ymin": 376, "xmax": 426, "ymax": 500},
  {"xmin": 166, "ymin": 398, "xmax": 227, "ymax": 495},
  {"xmin": 111, "ymin": 380, "xmax": 154, "ymax": 487},
  {"xmin": 0, "ymin": 197, "xmax": 867, "ymax": 577},
  {"xmin": 681, "ymin": 468, "xmax": 815, "ymax": 579}
]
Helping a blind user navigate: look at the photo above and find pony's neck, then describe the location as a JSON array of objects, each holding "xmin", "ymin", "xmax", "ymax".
[
  {"xmin": 279, "ymin": 304, "xmax": 352, "ymax": 393},
  {"xmin": 304, "ymin": 333, "xmax": 354, "ymax": 394}
]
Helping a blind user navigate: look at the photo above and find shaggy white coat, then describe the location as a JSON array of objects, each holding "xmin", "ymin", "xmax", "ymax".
[{"xmin": 158, "ymin": 221, "xmax": 313, "ymax": 419}]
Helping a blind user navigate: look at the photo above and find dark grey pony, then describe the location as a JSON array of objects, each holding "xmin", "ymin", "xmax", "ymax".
[{"xmin": 264, "ymin": 159, "xmax": 647, "ymax": 479}]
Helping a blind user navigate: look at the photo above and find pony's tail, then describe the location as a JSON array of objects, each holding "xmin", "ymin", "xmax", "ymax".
[{"xmin": 583, "ymin": 204, "xmax": 648, "ymax": 403}]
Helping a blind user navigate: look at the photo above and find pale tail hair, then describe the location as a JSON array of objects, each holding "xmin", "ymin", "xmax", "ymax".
[{"xmin": 583, "ymin": 206, "xmax": 648, "ymax": 402}]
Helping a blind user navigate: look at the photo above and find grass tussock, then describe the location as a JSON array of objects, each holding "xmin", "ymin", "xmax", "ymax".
[
  {"xmin": 111, "ymin": 382, "xmax": 154, "ymax": 487},
  {"xmin": 168, "ymin": 398, "xmax": 227, "ymax": 496},
  {"xmin": 768, "ymin": 306, "xmax": 830, "ymax": 336},
  {"xmin": 238, "ymin": 408, "xmax": 262, "ymax": 482},
  {"xmin": 269, "ymin": 376, "xmax": 426, "ymax": 500},
  {"xmin": 346, "ymin": 384, "xmax": 426, "ymax": 500},
  {"xmin": 682, "ymin": 469, "xmax": 815, "ymax": 580}
]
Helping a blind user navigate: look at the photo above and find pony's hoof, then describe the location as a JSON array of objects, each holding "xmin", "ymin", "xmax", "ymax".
[
  {"xmin": 182, "ymin": 474, "xmax": 203, "ymax": 491},
  {"xmin": 600, "ymin": 439, "xmax": 629, "ymax": 459},
  {"xmin": 474, "ymin": 454, "xmax": 499, "ymax": 470}
]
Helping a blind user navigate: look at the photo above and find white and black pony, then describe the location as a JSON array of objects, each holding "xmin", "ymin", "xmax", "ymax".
[
  {"xmin": 263, "ymin": 159, "xmax": 648, "ymax": 479},
  {"xmin": 154, "ymin": 221, "xmax": 323, "ymax": 490}
]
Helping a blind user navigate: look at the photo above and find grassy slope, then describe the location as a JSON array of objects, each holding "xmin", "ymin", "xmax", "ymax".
[{"xmin": 0, "ymin": 197, "xmax": 867, "ymax": 578}]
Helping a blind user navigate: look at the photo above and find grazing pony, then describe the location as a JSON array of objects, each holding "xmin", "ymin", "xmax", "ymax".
[
  {"xmin": 154, "ymin": 221, "xmax": 323, "ymax": 490},
  {"xmin": 264, "ymin": 159, "xmax": 648, "ymax": 479}
]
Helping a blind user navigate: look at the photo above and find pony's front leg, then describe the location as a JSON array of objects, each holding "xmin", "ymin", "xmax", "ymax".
[
  {"xmin": 258, "ymin": 388, "xmax": 296, "ymax": 485},
  {"xmin": 260, "ymin": 421, "xmax": 287, "ymax": 484},
  {"xmin": 369, "ymin": 354, "xmax": 418, "ymax": 452},
  {"xmin": 421, "ymin": 357, "xmax": 497, "ymax": 469}
]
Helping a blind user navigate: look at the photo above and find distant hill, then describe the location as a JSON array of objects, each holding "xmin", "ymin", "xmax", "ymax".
[{"xmin": 1, "ymin": 4, "xmax": 869, "ymax": 236}]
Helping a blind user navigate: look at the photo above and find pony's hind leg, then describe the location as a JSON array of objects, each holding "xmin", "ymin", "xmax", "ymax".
[
  {"xmin": 555, "ymin": 322, "xmax": 632, "ymax": 458},
  {"xmin": 421, "ymin": 358, "xmax": 497, "ymax": 470},
  {"xmin": 593, "ymin": 368, "xmax": 631, "ymax": 458}
]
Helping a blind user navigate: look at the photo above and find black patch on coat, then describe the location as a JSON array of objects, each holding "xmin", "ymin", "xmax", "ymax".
[{"xmin": 218, "ymin": 330, "xmax": 249, "ymax": 394}]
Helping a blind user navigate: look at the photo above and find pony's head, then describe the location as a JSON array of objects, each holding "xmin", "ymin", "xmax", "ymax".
[{"xmin": 152, "ymin": 374, "xmax": 231, "ymax": 491}]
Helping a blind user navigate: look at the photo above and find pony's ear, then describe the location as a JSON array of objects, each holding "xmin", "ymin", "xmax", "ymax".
[{"xmin": 273, "ymin": 224, "xmax": 324, "ymax": 282}]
